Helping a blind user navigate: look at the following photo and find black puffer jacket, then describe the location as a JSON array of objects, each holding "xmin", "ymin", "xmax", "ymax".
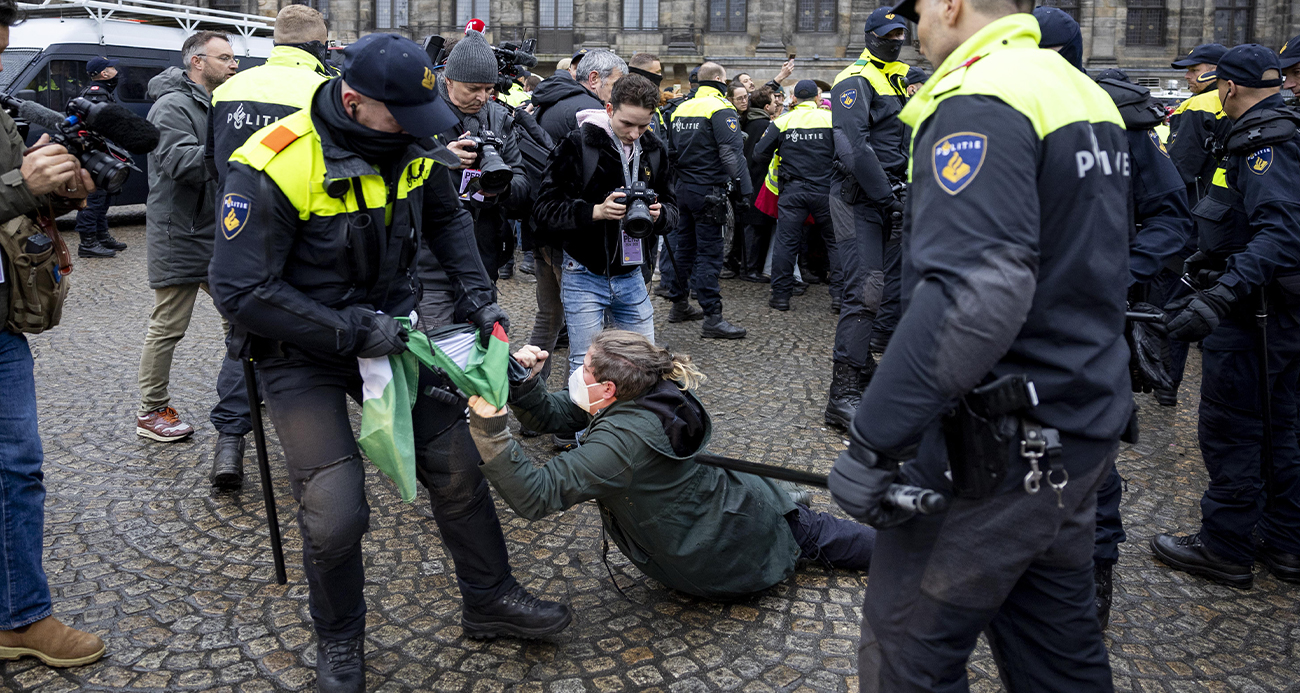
[
  {"xmin": 535, "ymin": 121, "xmax": 677, "ymax": 276},
  {"xmin": 532, "ymin": 72, "xmax": 603, "ymax": 143}
]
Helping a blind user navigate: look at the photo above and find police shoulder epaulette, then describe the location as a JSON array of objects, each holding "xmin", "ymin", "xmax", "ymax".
[
  {"xmin": 1225, "ymin": 107, "xmax": 1300, "ymax": 155},
  {"xmin": 260, "ymin": 125, "xmax": 301, "ymax": 153},
  {"xmin": 1096, "ymin": 78, "xmax": 1164, "ymax": 131}
]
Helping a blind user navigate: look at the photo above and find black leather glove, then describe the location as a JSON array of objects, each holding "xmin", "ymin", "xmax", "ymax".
[
  {"xmin": 469, "ymin": 303, "xmax": 510, "ymax": 346},
  {"xmin": 828, "ymin": 432, "xmax": 916, "ymax": 529},
  {"xmin": 1165, "ymin": 282, "xmax": 1235, "ymax": 342},
  {"xmin": 882, "ymin": 196, "xmax": 905, "ymax": 227},
  {"xmin": 356, "ymin": 313, "xmax": 409, "ymax": 358},
  {"xmin": 1127, "ymin": 303, "xmax": 1172, "ymax": 393}
]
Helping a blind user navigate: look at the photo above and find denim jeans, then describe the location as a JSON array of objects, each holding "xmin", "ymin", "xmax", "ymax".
[
  {"xmin": 0, "ymin": 331, "xmax": 52, "ymax": 630},
  {"xmin": 560, "ymin": 254, "xmax": 655, "ymax": 375}
]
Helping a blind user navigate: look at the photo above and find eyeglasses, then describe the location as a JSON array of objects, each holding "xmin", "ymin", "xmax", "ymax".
[{"xmin": 197, "ymin": 54, "xmax": 239, "ymax": 65}]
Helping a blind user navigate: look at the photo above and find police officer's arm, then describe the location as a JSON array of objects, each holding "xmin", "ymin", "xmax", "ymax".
[
  {"xmin": 1167, "ymin": 111, "xmax": 1215, "ymax": 189},
  {"xmin": 854, "ymin": 97, "xmax": 1041, "ymax": 453},
  {"xmin": 421, "ymin": 161, "xmax": 497, "ymax": 315},
  {"xmin": 709, "ymin": 109, "xmax": 752, "ymax": 195},
  {"xmin": 1221, "ymin": 142, "xmax": 1300, "ymax": 297},
  {"xmin": 147, "ymin": 93, "xmax": 209, "ymax": 187},
  {"xmin": 831, "ymin": 78, "xmax": 893, "ymax": 203},
  {"xmin": 751, "ymin": 121, "xmax": 782, "ymax": 176},
  {"xmin": 1128, "ymin": 131, "xmax": 1193, "ymax": 284},
  {"xmin": 210, "ymin": 163, "xmax": 377, "ymax": 354}
]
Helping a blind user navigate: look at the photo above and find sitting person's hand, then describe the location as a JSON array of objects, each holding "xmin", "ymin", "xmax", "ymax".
[
  {"xmin": 468, "ymin": 395, "xmax": 507, "ymax": 419},
  {"xmin": 512, "ymin": 345, "xmax": 549, "ymax": 380}
]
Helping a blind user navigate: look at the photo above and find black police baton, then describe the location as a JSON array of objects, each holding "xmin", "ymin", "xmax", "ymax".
[
  {"xmin": 1125, "ymin": 311, "xmax": 1164, "ymax": 323},
  {"xmin": 1255, "ymin": 293, "xmax": 1277, "ymax": 513},
  {"xmin": 694, "ymin": 453, "xmax": 949, "ymax": 515},
  {"xmin": 242, "ymin": 358, "xmax": 288, "ymax": 585}
]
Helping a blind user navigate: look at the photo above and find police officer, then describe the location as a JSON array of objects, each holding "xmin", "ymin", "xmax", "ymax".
[
  {"xmin": 667, "ymin": 61, "xmax": 751, "ymax": 339},
  {"xmin": 1153, "ymin": 44, "xmax": 1300, "ymax": 589},
  {"xmin": 825, "ymin": 7, "xmax": 910, "ymax": 430},
  {"xmin": 828, "ymin": 0, "xmax": 1131, "ymax": 687},
  {"xmin": 753, "ymin": 79, "xmax": 842, "ymax": 314},
  {"xmin": 1282, "ymin": 36, "xmax": 1300, "ymax": 98},
  {"xmin": 1168, "ymin": 43, "xmax": 1230, "ymax": 205},
  {"xmin": 428, "ymin": 29, "xmax": 530, "ymax": 282},
  {"xmin": 210, "ymin": 35, "xmax": 571, "ymax": 692},
  {"xmin": 73, "ymin": 56, "xmax": 126, "ymax": 258},
  {"xmin": 202, "ymin": 4, "xmax": 333, "ymax": 493}
]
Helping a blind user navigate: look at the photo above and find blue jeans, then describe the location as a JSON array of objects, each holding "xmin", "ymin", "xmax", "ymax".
[
  {"xmin": 560, "ymin": 254, "xmax": 655, "ymax": 375},
  {"xmin": 0, "ymin": 331, "xmax": 52, "ymax": 630}
]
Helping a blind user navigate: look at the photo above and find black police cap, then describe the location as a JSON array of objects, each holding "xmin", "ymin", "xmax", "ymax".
[
  {"xmin": 1205, "ymin": 43, "xmax": 1283, "ymax": 89},
  {"xmin": 341, "ymin": 33, "xmax": 458, "ymax": 138},
  {"xmin": 1280, "ymin": 35, "xmax": 1300, "ymax": 71},
  {"xmin": 1171, "ymin": 43, "xmax": 1227, "ymax": 69}
]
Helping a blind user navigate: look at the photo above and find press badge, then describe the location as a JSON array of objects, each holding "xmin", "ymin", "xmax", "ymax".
[{"xmin": 621, "ymin": 231, "xmax": 643, "ymax": 265}]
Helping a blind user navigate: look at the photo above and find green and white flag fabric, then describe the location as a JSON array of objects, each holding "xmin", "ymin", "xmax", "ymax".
[{"xmin": 357, "ymin": 317, "xmax": 510, "ymax": 502}]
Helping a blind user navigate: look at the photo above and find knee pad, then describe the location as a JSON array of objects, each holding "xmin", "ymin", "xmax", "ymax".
[{"xmin": 299, "ymin": 454, "xmax": 370, "ymax": 571}]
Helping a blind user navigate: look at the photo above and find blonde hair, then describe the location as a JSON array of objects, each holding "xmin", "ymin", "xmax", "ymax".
[
  {"xmin": 274, "ymin": 4, "xmax": 327, "ymax": 45},
  {"xmin": 589, "ymin": 330, "xmax": 706, "ymax": 400}
]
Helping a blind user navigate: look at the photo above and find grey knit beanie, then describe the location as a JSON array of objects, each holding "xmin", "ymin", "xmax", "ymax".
[{"xmin": 444, "ymin": 30, "xmax": 499, "ymax": 84}]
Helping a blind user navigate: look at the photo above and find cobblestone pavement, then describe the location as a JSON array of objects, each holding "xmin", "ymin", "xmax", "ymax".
[{"xmin": 3, "ymin": 225, "xmax": 1299, "ymax": 693}]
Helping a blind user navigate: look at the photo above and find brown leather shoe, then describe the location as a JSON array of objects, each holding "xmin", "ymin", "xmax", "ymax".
[{"xmin": 0, "ymin": 616, "xmax": 106, "ymax": 667}]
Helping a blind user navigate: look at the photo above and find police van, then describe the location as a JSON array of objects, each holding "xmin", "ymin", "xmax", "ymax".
[{"xmin": 1, "ymin": 0, "xmax": 275, "ymax": 204}]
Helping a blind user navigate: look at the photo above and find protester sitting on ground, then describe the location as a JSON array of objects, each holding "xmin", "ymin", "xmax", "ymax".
[{"xmin": 465, "ymin": 330, "xmax": 875, "ymax": 600}]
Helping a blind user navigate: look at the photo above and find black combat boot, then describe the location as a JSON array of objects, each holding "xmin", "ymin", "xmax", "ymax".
[
  {"xmin": 77, "ymin": 236, "xmax": 115, "ymax": 258},
  {"xmin": 1258, "ymin": 543, "xmax": 1300, "ymax": 583},
  {"xmin": 702, "ymin": 314, "xmax": 746, "ymax": 339},
  {"xmin": 211, "ymin": 433, "xmax": 245, "ymax": 490},
  {"xmin": 1094, "ymin": 561, "xmax": 1114, "ymax": 631},
  {"xmin": 856, "ymin": 356, "xmax": 877, "ymax": 393},
  {"xmin": 462, "ymin": 584, "xmax": 573, "ymax": 640},
  {"xmin": 1151, "ymin": 533, "xmax": 1253, "ymax": 588},
  {"xmin": 824, "ymin": 362, "xmax": 862, "ymax": 430},
  {"xmin": 869, "ymin": 331, "xmax": 893, "ymax": 355},
  {"xmin": 768, "ymin": 295, "xmax": 790, "ymax": 311},
  {"xmin": 1153, "ymin": 388, "xmax": 1177, "ymax": 407},
  {"xmin": 97, "ymin": 228, "xmax": 127, "ymax": 251},
  {"xmin": 315, "ymin": 634, "xmax": 365, "ymax": 693},
  {"xmin": 667, "ymin": 301, "xmax": 703, "ymax": 323},
  {"xmin": 518, "ymin": 250, "xmax": 535, "ymax": 275}
]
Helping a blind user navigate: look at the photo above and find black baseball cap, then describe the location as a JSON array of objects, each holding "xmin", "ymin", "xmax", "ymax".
[
  {"xmin": 86, "ymin": 57, "xmax": 118, "ymax": 75},
  {"xmin": 342, "ymin": 33, "xmax": 458, "ymax": 138},
  {"xmin": 1171, "ymin": 43, "xmax": 1227, "ymax": 68},
  {"xmin": 1205, "ymin": 43, "xmax": 1283, "ymax": 88},
  {"xmin": 571, "ymin": 48, "xmax": 589, "ymax": 67},
  {"xmin": 889, "ymin": 0, "xmax": 919, "ymax": 23},
  {"xmin": 864, "ymin": 6, "xmax": 908, "ymax": 36},
  {"xmin": 1280, "ymin": 35, "xmax": 1300, "ymax": 70},
  {"xmin": 793, "ymin": 79, "xmax": 819, "ymax": 99},
  {"xmin": 1094, "ymin": 68, "xmax": 1131, "ymax": 83},
  {"xmin": 688, "ymin": 66, "xmax": 700, "ymax": 83}
]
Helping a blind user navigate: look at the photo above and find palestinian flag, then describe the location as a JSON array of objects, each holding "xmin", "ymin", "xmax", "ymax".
[{"xmin": 411, "ymin": 321, "xmax": 510, "ymax": 410}]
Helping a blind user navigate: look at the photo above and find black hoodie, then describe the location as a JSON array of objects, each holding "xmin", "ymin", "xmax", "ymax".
[{"xmin": 531, "ymin": 71, "xmax": 603, "ymax": 143}]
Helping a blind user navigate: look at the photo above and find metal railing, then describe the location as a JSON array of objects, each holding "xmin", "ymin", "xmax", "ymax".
[{"xmin": 18, "ymin": 0, "xmax": 274, "ymax": 38}]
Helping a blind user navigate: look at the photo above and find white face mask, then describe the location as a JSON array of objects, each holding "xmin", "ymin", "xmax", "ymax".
[{"xmin": 568, "ymin": 365, "xmax": 610, "ymax": 413}]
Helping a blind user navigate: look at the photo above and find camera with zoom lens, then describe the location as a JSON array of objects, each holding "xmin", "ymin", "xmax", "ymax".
[
  {"xmin": 51, "ymin": 98, "xmax": 141, "ymax": 194},
  {"xmin": 615, "ymin": 181, "xmax": 658, "ymax": 239},
  {"xmin": 492, "ymin": 38, "xmax": 537, "ymax": 96},
  {"xmin": 463, "ymin": 130, "xmax": 514, "ymax": 195}
]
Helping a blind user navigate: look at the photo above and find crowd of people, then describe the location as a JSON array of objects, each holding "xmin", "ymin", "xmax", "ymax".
[{"xmin": 1, "ymin": 0, "xmax": 1299, "ymax": 691}]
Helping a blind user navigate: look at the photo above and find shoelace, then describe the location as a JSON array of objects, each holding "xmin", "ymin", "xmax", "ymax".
[
  {"xmin": 321, "ymin": 638, "xmax": 362, "ymax": 672},
  {"xmin": 502, "ymin": 588, "xmax": 541, "ymax": 611},
  {"xmin": 157, "ymin": 407, "xmax": 181, "ymax": 424},
  {"xmin": 1174, "ymin": 534, "xmax": 1200, "ymax": 547}
]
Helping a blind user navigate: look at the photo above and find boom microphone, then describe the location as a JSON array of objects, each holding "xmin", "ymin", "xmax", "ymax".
[
  {"xmin": 67, "ymin": 98, "xmax": 160, "ymax": 154},
  {"xmin": 12, "ymin": 97, "xmax": 68, "ymax": 132}
]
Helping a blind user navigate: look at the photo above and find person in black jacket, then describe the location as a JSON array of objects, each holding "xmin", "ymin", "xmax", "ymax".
[
  {"xmin": 72, "ymin": 57, "xmax": 126, "ymax": 258},
  {"xmin": 739, "ymin": 85, "xmax": 780, "ymax": 283},
  {"xmin": 535, "ymin": 75, "xmax": 677, "ymax": 376},
  {"xmin": 531, "ymin": 50, "xmax": 626, "ymax": 145}
]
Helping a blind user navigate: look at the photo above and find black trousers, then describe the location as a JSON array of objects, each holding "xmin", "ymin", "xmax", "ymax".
[
  {"xmin": 258, "ymin": 346, "xmax": 518, "ymax": 641},
  {"xmin": 771, "ymin": 187, "xmax": 841, "ymax": 300},
  {"xmin": 669, "ymin": 182, "xmax": 727, "ymax": 315},
  {"xmin": 860, "ymin": 428, "xmax": 1116, "ymax": 692},
  {"xmin": 830, "ymin": 189, "xmax": 886, "ymax": 369}
]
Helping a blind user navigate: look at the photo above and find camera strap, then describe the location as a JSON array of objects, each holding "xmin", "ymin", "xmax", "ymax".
[{"xmin": 606, "ymin": 130, "xmax": 645, "ymax": 267}]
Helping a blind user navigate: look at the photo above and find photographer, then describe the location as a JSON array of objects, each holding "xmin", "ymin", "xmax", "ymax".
[
  {"xmin": 465, "ymin": 332, "xmax": 875, "ymax": 601},
  {"xmin": 72, "ymin": 56, "xmax": 127, "ymax": 258},
  {"xmin": 418, "ymin": 29, "xmax": 529, "ymax": 287},
  {"xmin": 0, "ymin": 0, "xmax": 107, "ymax": 667},
  {"xmin": 534, "ymin": 74, "xmax": 676, "ymax": 375}
]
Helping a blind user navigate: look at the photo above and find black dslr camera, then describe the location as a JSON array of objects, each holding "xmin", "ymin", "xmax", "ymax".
[
  {"xmin": 492, "ymin": 38, "xmax": 537, "ymax": 96},
  {"xmin": 616, "ymin": 181, "xmax": 658, "ymax": 239},
  {"xmin": 55, "ymin": 98, "xmax": 141, "ymax": 194},
  {"xmin": 463, "ymin": 130, "xmax": 513, "ymax": 195}
]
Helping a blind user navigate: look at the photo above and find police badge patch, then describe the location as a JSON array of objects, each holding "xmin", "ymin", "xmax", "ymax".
[
  {"xmin": 1149, "ymin": 130, "xmax": 1169, "ymax": 157},
  {"xmin": 726, "ymin": 116, "xmax": 739, "ymax": 132},
  {"xmin": 221, "ymin": 194, "xmax": 251, "ymax": 240},
  {"xmin": 932, "ymin": 132, "xmax": 987, "ymax": 195},
  {"xmin": 840, "ymin": 89, "xmax": 858, "ymax": 109},
  {"xmin": 1247, "ymin": 147, "xmax": 1272, "ymax": 175}
]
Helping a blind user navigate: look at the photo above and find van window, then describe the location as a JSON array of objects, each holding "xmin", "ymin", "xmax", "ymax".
[
  {"xmin": 117, "ymin": 65, "xmax": 166, "ymax": 102},
  {"xmin": 0, "ymin": 48, "xmax": 42, "ymax": 91},
  {"xmin": 23, "ymin": 60, "xmax": 90, "ymax": 111}
]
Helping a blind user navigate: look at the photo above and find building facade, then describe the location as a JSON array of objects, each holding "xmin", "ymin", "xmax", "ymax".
[{"xmin": 220, "ymin": 0, "xmax": 1299, "ymax": 87}]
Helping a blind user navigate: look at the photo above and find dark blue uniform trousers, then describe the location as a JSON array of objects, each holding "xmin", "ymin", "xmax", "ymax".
[
  {"xmin": 669, "ymin": 182, "xmax": 726, "ymax": 315},
  {"xmin": 1093, "ymin": 462, "xmax": 1126, "ymax": 566},
  {"xmin": 771, "ymin": 187, "xmax": 841, "ymax": 301},
  {"xmin": 73, "ymin": 189, "xmax": 111, "ymax": 241},
  {"xmin": 257, "ymin": 346, "xmax": 518, "ymax": 640},
  {"xmin": 1197, "ymin": 314, "xmax": 1300, "ymax": 564},
  {"xmin": 874, "ymin": 237, "xmax": 902, "ymax": 342},
  {"xmin": 860, "ymin": 429, "xmax": 1116, "ymax": 692},
  {"xmin": 829, "ymin": 189, "xmax": 885, "ymax": 370}
]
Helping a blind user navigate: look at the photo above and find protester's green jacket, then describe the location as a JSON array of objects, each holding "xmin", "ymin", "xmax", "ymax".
[{"xmin": 469, "ymin": 376, "xmax": 801, "ymax": 600}]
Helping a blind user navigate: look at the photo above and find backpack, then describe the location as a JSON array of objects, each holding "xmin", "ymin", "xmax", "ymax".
[
  {"xmin": 503, "ymin": 103, "xmax": 555, "ymax": 221},
  {"xmin": 0, "ymin": 210, "xmax": 72, "ymax": 334}
]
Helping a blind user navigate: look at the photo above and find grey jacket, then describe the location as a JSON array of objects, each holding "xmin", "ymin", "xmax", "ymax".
[{"xmin": 145, "ymin": 67, "xmax": 217, "ymax": 289}]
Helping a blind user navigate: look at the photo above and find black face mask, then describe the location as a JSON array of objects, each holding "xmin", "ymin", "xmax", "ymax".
[
  {"xmin": 282, "ymin": 40, "xmax": 332, "ymax": 72},
  {"xmin": 315, "ymin": 80, "xmax": 416, "ymax": 165},
  {"xmin": 699, "ymin": 80, "xmax": 728, "ymax": 95},
  {"xmin": 865, "ymin": 33, "xmax": 905, "ymax": 63},
  {"xmin": 98, "ymin": 75, "xmax": 120, "ymax": 91},
  {"xmin": 628, "ymin": 65, "xmax": 663, "ymax": 87}
]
